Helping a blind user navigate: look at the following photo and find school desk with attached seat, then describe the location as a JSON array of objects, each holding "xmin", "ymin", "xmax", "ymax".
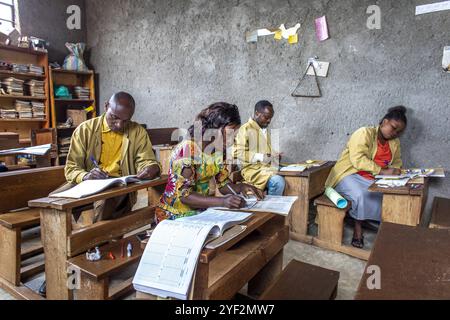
[
  {"xmin": 28, "ymin": 177, "xmax": 167, "ymax": 300},
  {"xmin": 278, "ymin": 161, "xmax": 335, "ymax": 243},
  {"xmin": 136, "ymin": 213, "xmax": 289, "ymax": 300}
]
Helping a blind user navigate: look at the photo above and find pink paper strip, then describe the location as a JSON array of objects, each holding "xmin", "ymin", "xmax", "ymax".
[{"xmin": 315, "ymin": 16, "xmax": 329, "ymax": 42}]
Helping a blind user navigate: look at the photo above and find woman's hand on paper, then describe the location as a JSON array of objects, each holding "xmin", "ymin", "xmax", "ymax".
[{"xmin": 222, "ymin": 195, "xmax": 246, "ymax": 209}]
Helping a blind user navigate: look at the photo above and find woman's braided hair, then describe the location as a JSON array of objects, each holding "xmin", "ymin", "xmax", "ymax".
[{"xmin": 188, "ymin": 102, "xmax": 241, "ymax": 137}]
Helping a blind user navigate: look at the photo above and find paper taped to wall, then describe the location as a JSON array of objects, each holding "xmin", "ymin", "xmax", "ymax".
[{"xmin": 415, "ymin": 1, "xmax": 450, "ymax": 15}]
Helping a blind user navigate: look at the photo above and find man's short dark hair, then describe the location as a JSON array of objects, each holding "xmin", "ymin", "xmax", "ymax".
[
  {"xmin": 255, "ymin": 100, "xmax": 273, "ymax": 113},
  {"xmin": 111, "ymin": 91, "xmax": 136, "ymax": 108}
]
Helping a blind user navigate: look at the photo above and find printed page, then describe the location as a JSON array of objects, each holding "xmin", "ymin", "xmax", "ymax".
[
  {"xmin": 248, "ymin": 196, "xmax": 298, "ymax": 216},
  {"xmin": 178, "ymin": 209, "xmax": 252, "ymax": 236},
  {"xmin": 132, "ymin": 219, "xmax": 212, "ymax": 300}
]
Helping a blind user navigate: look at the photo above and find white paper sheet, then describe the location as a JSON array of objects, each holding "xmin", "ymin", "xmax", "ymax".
[{"xmin": 415, "ymin": 1, "xmax": 450, "ymax": 15}]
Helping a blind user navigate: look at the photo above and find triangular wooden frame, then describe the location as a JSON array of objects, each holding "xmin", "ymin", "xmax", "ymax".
[{"xmin": 291, "ymin": 62, "xmax": 322, "ymax": 98}]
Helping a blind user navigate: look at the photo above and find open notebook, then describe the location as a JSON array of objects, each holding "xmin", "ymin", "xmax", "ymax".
[
  {"xmin": 132, "ymin": 209, "xmax": 252, "ymax": 300},
  {"xmin": 50, "ymin": 175, "xmax": 141, "ymax": 199}
]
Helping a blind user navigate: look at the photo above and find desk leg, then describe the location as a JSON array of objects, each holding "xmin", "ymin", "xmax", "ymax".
[
  {"xmin": 284, "ymin": 177, "xmax": 312, "ymax": 243},
  {"xmin": 381, "ymin": 194, "xmax": 422, "ymax": 226},
  {"xmin": 247, "ymin": 249, "xmax": 283, "ymax": 298},
  {"xmin": 40, "ymin": 208, "xmax": 72, "ymax": 300}
]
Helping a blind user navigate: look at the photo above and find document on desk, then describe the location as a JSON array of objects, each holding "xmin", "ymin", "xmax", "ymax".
[
  {"xmin": 0, "ymin": 144, "xmax": 51, "ymax": 156},
  {"xmin": 244, "ymin": 196, "xmax": 298, "ymax": 216},
  {"xmin": 133, "ymin": 209, "xmax": 252, "ymax": 300},
  {"xmin": 375, "ymin": 177, "xmax": 410, "ymax": 187}
]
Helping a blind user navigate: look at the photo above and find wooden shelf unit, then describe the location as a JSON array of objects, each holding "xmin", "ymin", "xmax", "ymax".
[
  {"xmin": 0, "ymin": 45, "xmax": 50, "ymax": 151},
  {"xmin": 49, "ymin": 69, "xmax": 97, "ymax": 165}
]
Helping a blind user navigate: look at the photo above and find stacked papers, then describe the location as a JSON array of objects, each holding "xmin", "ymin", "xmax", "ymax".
[
  {"xmin": 15, "ymin": 100, "xmax": 32, "ymax": 119},
  {"xmin": 74, "ymin": 86, "xmax": 90, "ymax": 99},
  {"xmin": 31, "ymin": 101, "xmax": 46, "ymax": 119},
  {"xmin": 0, "ymin": 108, "xmax": 17, "ymax": 119},
  {"xmin": 1, "ymin": 77, "xmax": 24, "ymax": 96},
  {"xmin": 24, "ymin": 79, "xmax": 46, "ymax": 97}
]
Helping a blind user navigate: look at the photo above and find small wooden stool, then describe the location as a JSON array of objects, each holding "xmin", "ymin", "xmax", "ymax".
[{"xmin": 259, "ymin": 260, "xmax": 340, "ymax": 300}]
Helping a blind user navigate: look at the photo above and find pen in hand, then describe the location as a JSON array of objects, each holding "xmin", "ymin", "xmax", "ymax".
[
  {"xmin": 89, "ymin": 155, "xmax": 109, "ymax": 179},
  {"xmin": 226, "ymin": 184, "xmax": 246, "ymax": 199}
]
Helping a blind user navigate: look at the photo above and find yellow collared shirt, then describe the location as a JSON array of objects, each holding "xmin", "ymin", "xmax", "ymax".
[{"xmin": 99, "ymin": 117, "xmax": 123, "ymax": 178}]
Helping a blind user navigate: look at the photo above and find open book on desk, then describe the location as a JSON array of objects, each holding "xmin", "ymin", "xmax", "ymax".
[
  {"xmin": 50, "ymin": 175, "xmax": 142, "ymax": 199},
  {"xmin": 132, "ymin": 209, "xmax": 252, "ymax": 300}
]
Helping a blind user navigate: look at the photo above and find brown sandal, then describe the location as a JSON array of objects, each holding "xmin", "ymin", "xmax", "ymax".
[{"xmin": 351, "ymin": 236, "xmax": 364, "ymax": 249}]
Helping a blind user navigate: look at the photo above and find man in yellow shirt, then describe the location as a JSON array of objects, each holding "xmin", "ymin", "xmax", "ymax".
[
  {"xmin": 233, "ymin": 100, "xmax": 285, "ymax": 195},
  {"xmin": 64, "ymin": 91, "xmax": 161, "ymax": 222}
]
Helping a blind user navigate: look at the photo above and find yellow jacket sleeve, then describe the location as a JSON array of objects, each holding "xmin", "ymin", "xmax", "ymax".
[
  {"xmin": 133, "ymin": 126, "xmax": 161, "ymax": 174},
  {"xmin": 65, "ymin": 126, "xmax": 89, "ymax": 184},
  {"xmin": 347, "ymin": 128, "xmax": 382, "ymax": 175},
  {"xmin": 391, "ymin": 142, "xmax": 403, "ymax": 169}
]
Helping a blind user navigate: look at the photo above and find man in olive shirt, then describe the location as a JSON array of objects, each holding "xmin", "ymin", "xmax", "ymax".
[{"xmin": 64, "ymin": 91, "xmax": 161, "ymax": 222}]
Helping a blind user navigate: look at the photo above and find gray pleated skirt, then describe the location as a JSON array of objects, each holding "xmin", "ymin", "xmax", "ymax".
[{"xmin": 334, "ymin": 174, "xmax": 383, "ymax": 221}]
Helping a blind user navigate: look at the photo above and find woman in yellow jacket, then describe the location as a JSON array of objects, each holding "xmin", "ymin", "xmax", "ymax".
[{"xmin": 325, "ymin": 106, "xmax": 407, "ymax": 248}]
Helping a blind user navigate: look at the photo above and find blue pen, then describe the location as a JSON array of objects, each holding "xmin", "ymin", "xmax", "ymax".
[{"xmin": 90, "ymin": 155, "xmax": 100, "ymax": 169}]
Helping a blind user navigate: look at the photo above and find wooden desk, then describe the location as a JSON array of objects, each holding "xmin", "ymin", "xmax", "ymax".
[
  {"xmin": 279, "ymin": 162, "xmax": 335, "ymax": 243},
  {"xmin": 368, "ymin": 179, "xmax": 429, "ymax": 226},
  {"xmin": 28, "ymin": 177, "xmax": 167, "ymax": 300},
  {"xmin": 137, "ymin": 213, "xmax": 289, "ymax": 300},
  {"xmin": 356, "ymin": 223, "xmax": 450, "ymax": 300}
]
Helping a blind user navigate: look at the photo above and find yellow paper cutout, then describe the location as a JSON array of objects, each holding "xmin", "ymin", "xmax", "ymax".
[
  {"xmin": 288, "ymin": 34, "xmax": 298, "ymax": 44},
  {"xmin": 274, "ymin": 31, "xmax": 282, "ymax": 40}
]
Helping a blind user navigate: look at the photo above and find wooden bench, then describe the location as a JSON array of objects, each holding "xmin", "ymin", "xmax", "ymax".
[
  {"xmin": 68, "ymin": 235, "xmax": 144, "ymax": 300},
  {"xmin": 259, "ymin": 260, "xmax": 340, "ymax": 300},
  {"xmin": 429, "ymin": 197, "xmax": 450, "ymax": 229},
  {"xmin": 0, "ymin": 167, "xmax": 65, "ymax": 296},
  {"xmin": 313, "ymin": 195, "xmax": 370, "ymax": 260}
]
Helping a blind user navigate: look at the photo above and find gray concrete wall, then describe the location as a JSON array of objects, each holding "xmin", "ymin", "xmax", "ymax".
[
  {"xmin": 18, "ymin": 0, "xmax": 87, "ymax": 63},
  {"xmin": 85, "ymin": 0, "xmax": 450, "ymax": 219}
]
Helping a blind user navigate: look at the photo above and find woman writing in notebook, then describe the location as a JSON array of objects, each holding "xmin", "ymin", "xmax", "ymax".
[
  {"xmin": 325, "ymin": 106, "xmax": 408, "ymax": 248},
  {"xmin": 156, "ymin": 102, "xmax": 263, "ymax": 222}
]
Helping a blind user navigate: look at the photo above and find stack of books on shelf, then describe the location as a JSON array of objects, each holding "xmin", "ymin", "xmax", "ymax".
[
  {"xmin": 11, "ymin": 63, "xmax": 29, "ymax": 74},
  {"xmin": 24, "ymin": 79, "xmax": 46, "ymax": 98},
  {"xmin": 58, "ymin": 137, "xmax": 71, "ymax": 158},
  {"xmin": 31, "ymin": 101, "xmax": 46, "ymax": 119},
  {"xmin": 0, "ymin": 108, "xmax": 17, "ymax": 119},
  {"xmin": 1, "ymin": 77, "xmax": 24, "ymax": 96},
  {"xmin": 15, "ymin": 100, "xmax": 32, "ymax": 119},
  {"xmin": 28, "ymin": 64, "xmax": 44, "ymax": 76},
  {"xmin": 74, "ymin": 86, "xmax": 90, "ymax": 100}
]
